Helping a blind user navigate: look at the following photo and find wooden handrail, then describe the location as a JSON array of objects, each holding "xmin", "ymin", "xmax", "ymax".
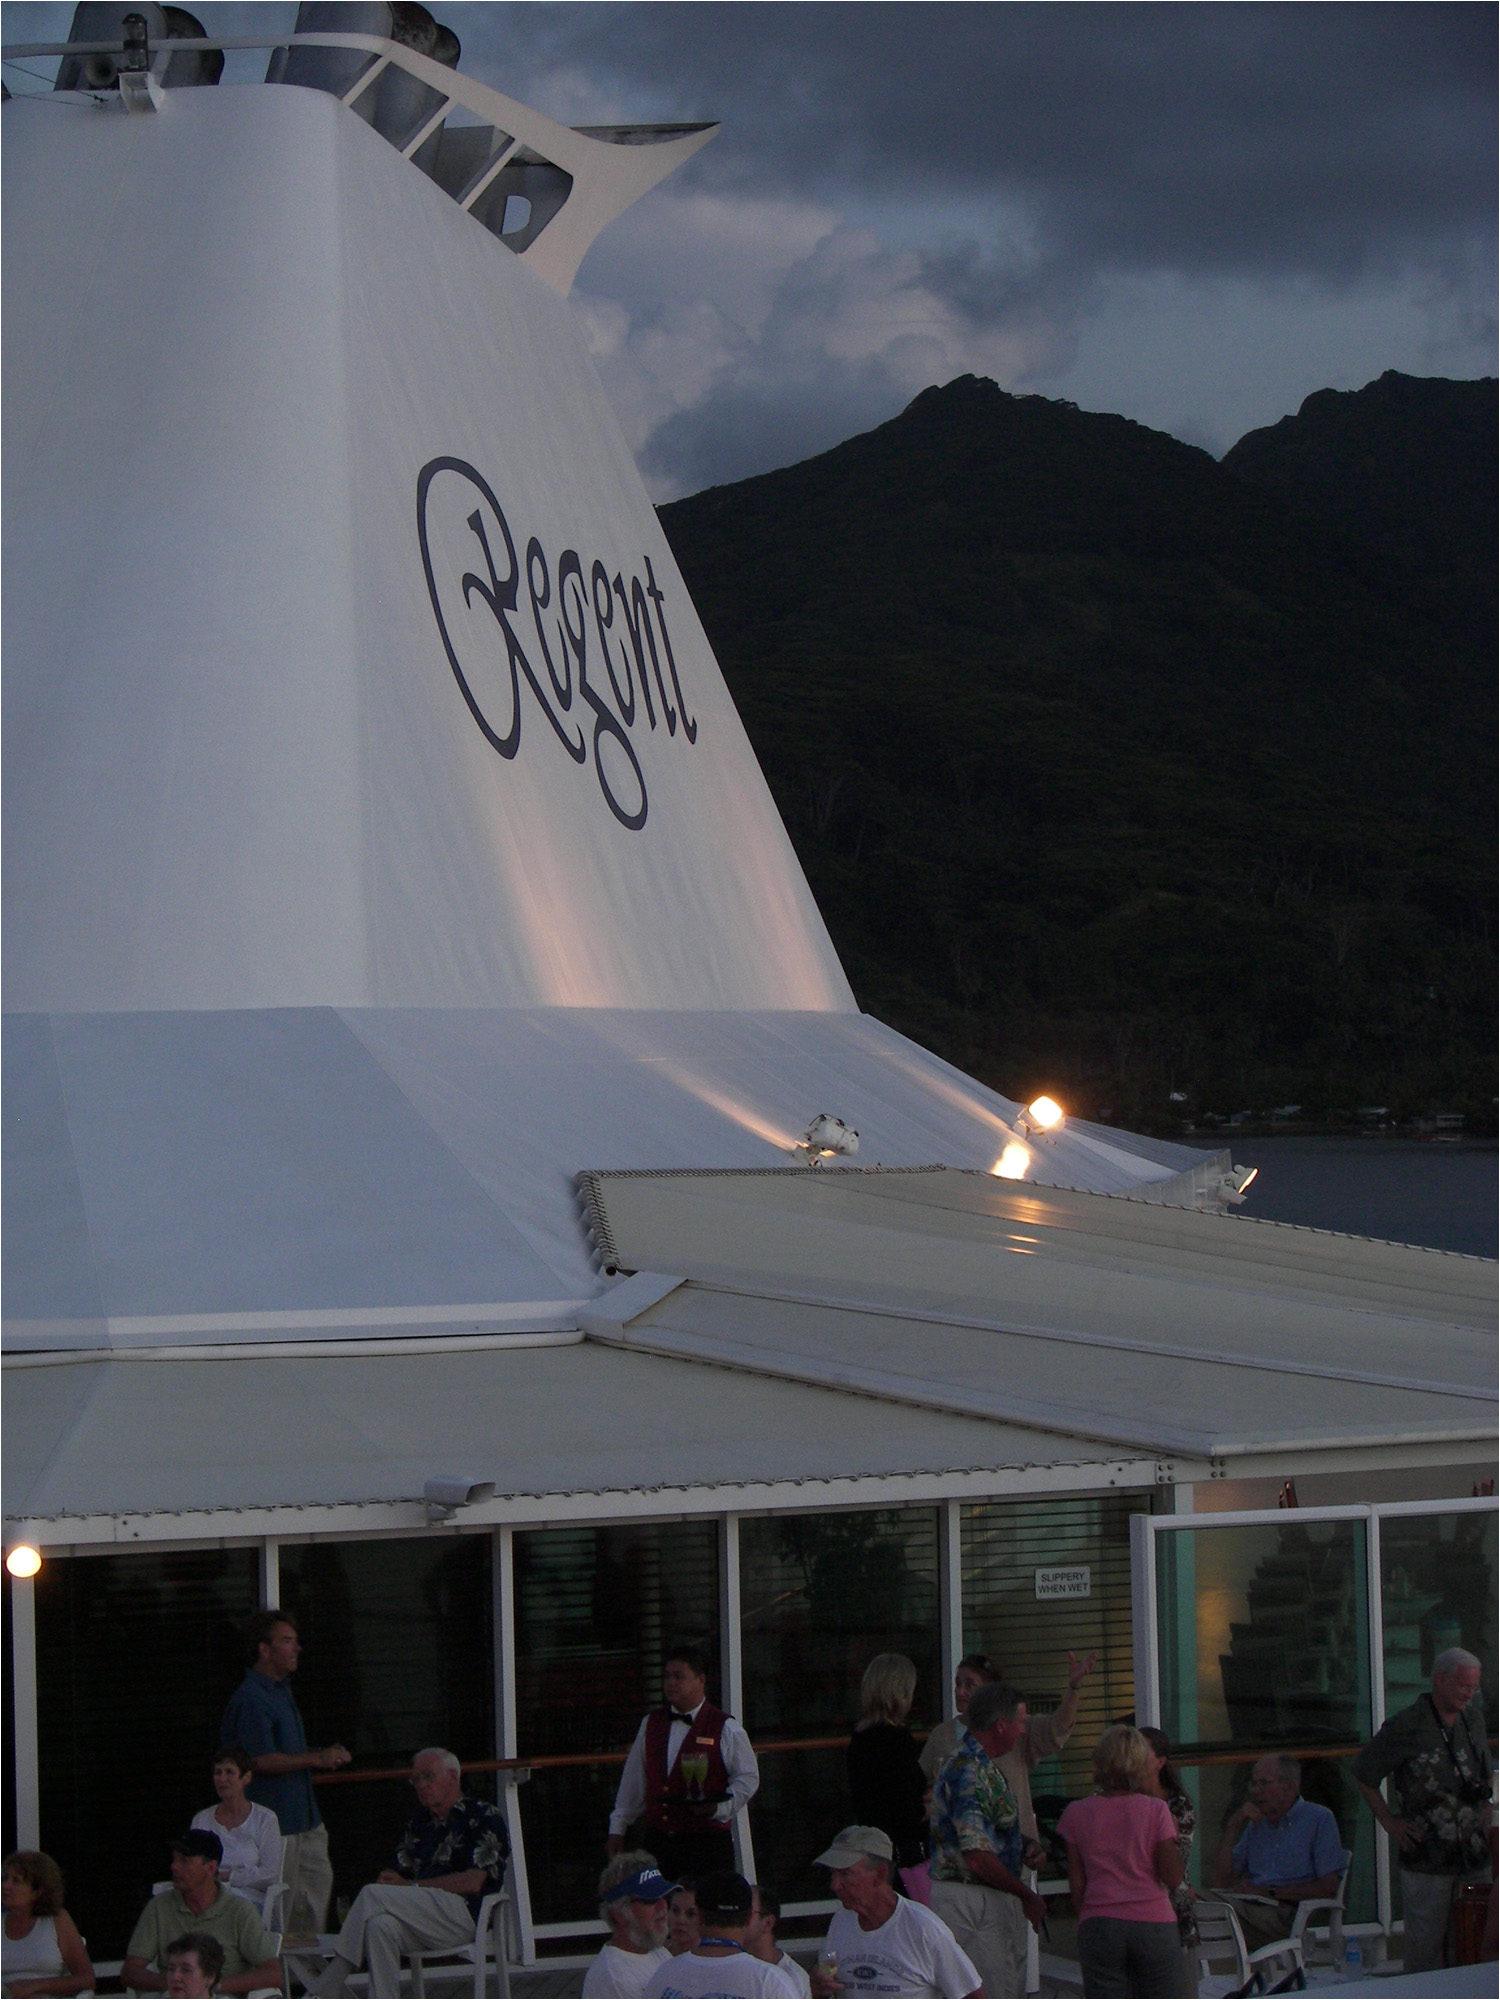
[{"xmin": 313, "ymin": 1731, "xmax": 1500, "ymax": 1786}]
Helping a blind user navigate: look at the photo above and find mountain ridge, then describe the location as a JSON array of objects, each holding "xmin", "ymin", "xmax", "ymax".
[{"xmin": 659, "ymin": 371, "xmax": 1495, "ymax": 1130}]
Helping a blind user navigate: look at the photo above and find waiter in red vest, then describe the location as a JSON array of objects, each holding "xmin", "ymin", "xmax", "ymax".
[{"xmin": 606, "ymin": 1643, "xmax": 760, "ymax": 1882}]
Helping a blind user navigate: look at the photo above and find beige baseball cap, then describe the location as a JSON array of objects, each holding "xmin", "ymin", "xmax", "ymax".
[{"xmin": 813, "ymin": 1825, "xmax": 895, "ymax": 1869}]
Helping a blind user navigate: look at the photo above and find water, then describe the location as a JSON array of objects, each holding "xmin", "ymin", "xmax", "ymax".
[{"xmin": 1188, "ymin": 1136, "xmax": 1498, "ymax": 1257}]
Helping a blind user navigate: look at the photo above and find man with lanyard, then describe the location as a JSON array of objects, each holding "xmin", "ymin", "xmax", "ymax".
[
  {"xmin": 929, "ymin": 1681, "xmax": 1049, "ymax": 2000},
  {"xmin": 643, "ymin": 1872, "xmax": 796, "ymax": 1997},
  {"xmin": 1355, "ymin": 1647, "xmax": 1494, "ymax": 1973},
  {"xmin": 219, "ymin": 1608, "xmax": 350, "ymax": 1932},
  {"xmin": 608, "ymin": 1644, "xmax": 759, "ymax": 1882},
  {"xmin": 308, "ymin": 1746, "xmax": 508, "ymax": 1997}
]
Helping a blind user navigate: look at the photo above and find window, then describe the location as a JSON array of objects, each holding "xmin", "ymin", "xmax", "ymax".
[
  {"xmin": 514, "ymin": 1520, "xmax": 719, "ymax": 1923},
  {"xmin": 740, "ymin": 1507, "xmax": 940, "ymax": 1899},
  {"xmin": 278, "ymin": 1535, "xmax": 494, "ymax": 1905},
  {"xmin": 964, "ymin": 1494, "xmax": 1147, "ymax": 1869},
  {"xmin": 34, "ymin": 1548, "xmax": 260, "ymax": 1959}
]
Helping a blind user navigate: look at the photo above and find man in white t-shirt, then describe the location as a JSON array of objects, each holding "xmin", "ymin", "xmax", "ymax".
[
  {"xmin": 809, "ymin": 1827, "xmax": 981, "ymax": 2000},
  {"xmin": 747, "ymin": 1884, "xmax": 811, "ymax": 1996},
  {"xmin": 644, "ymin": 1871, "xmax": 797, "ymax": 1997},
  {"xmin": 583, "ymin": 1854, "xmax": 677, "ymax": 1998}
]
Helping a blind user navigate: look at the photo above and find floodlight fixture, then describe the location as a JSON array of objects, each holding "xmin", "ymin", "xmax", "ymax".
[
  {"xmin": 796, "ymin": 1112, "xmax": 859, "ymax": 1165},
  {"xmin": 424, "ymin": 1475, "xmax": 496, "ymax": 1523},
  {"xmin": 1016, "ymin": 1094, "xmax": 1065, "ymax": 1138},
  {"xmin": 6, "ymin": 1544, "xmax": 42, "ymax": 1579},
  {"xmin": 1219, "ymin": 1163, "xmax": 1258, "ymax": 1203}
]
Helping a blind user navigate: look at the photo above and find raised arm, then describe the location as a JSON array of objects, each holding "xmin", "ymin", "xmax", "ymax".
[{"xmin": 1213, "ymin": 1802, "xmax": 1255, "ymax": 1889}]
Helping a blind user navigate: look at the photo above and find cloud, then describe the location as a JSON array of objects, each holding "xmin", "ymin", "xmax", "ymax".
[
  {"xmin": 583, "ymin": 219, "xmax": 1090, "ymax": 497},
  {"xmin": 11, "ymin": 2, "xmax": 1490, "ymax": 491}
]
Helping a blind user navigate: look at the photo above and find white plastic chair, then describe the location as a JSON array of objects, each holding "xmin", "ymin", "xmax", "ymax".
[
  {"xmin": 1286, "ymin": 1853, "xmax": 1351, "ymax": 1967},
  {"xmin": 1196, "ymin": 1899, "xmax": 1307, "ymax": 1997},
  {"xmin": 1196, "ymin": 1897, "xmax": 1251, "ymax": 1996},
  {"xmin": 406, "ymin": 1883, "xmax": 516, "ymax": 1999}
]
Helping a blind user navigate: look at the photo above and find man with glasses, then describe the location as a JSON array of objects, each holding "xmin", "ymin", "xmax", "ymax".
[
  {"xmin": 1355, "ymin": 1647, "xmax": 1493, "ymax": 1973},
  {"xmin": 309, "ymin": 1747, "xmax": 508, "ymax": 1996},
  {"xmin": 1211, "ymin": 1753, "xmax": 1343, "ymax": 1953}
]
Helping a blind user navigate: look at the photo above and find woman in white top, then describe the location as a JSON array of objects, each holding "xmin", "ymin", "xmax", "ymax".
[
  {"xmin": 2, "ymin": 1850, "xmax": 94, "ymax": 1999},
  {"xmin": 190, "ymin": 1745, "xmax": 284, "ymax": 1901}
]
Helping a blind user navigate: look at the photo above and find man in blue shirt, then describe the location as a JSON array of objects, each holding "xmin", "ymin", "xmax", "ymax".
[
  {"xmin": 219, "ymin": 1609, "xmax": 350, "ymax": 1933},
  {"xmin": 1212, "ymin": 1753, "xmax": 1346, "ymax": 1951}
]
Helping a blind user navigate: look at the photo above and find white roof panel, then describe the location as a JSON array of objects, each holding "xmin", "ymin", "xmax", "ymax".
[{"xmin": 3, "ymin": 1339, "xmax": 1128, "ymax": 1526}]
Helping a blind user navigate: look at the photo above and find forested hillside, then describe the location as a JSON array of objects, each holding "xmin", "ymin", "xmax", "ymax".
[{"xmin": 659, "ymin": 373, "xmax": 1496, "ymax": 1131}]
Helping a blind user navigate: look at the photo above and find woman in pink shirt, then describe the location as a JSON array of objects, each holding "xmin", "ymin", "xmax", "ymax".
[{"xmin": 1057, "ymin": 1727, "xmax": 1185, "ymax": 1997}]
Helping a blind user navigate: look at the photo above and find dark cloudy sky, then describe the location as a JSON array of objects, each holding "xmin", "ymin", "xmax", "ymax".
[{"xmin": 7, "ymin": 2, "xmax": 1495, "ymax": 496}]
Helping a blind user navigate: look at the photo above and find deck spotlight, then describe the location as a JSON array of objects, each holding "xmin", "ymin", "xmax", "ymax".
[
  {"xmin": 6, "ymin": 1544, "xmax": 42, "ymax": 1579},
  {"xmin": 992, "ymin": 1141, "xmax": 1030, "ymax": 1180},
  {"xmin": 1017, "ymin": 1094, "xmax": 1065, "ymax": 1138},
  {"xmin": 1220, "ymin": 1163, "xmax": 1258, "ymax": 1203},
  {"xmin": 424, "ymin": 1476, "xmax": 495, "ymax": 1524},
  {"xmin": 796, "ymin": 1112, "xmax": 859, "ymax": 1164}
]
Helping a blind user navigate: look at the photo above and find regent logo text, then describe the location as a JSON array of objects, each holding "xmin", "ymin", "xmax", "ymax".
[{"xmin": 417, "ymin": 457, "xmax": 697, "ymax": 830}]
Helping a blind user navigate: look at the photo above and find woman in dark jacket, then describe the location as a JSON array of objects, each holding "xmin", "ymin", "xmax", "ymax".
[{"xmin": 846, "ymin": 1652, "xmax": 929, "ymax": 1869}]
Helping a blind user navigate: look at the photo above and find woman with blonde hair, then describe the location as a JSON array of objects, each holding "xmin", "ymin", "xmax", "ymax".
[
  {"xmin": 1057, "ymin": 1726, "xmax": 1184, "ymax": 1996},
  {"xmin": 2, "ymin": 1851, "xmax": 95, "ymax": 1998},
  {"xmin": 846, "ymin": 1653, "xmax": 928, "ymax": 1869}
]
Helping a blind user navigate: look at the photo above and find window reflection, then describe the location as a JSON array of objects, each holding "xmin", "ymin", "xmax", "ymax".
[{"xmin": 1156, "ymin": 1518, "xmax": 1374, "ymax": 1923}]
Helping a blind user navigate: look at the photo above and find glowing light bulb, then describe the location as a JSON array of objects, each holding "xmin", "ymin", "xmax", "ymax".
[
  {"xmin": 1026, "ymin": 1095, "xmax": 1064, "ymax": 1130},
  {"xmin": 6, "ymin": 1544, "xmax": 42, "ymax": 1578},
  {"xmin": 993, "ymin": 1141, "xmax": 1030, "ymax": 1180}
]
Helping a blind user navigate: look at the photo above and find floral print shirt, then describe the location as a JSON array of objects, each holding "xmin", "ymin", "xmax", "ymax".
[
  {"xmin": 395, "ymin": 1794, "xmax": 510, "ymax": 1916},
  {"xmin": 1353, "ymin": 1694, "xmax": 1493, "ymax": 1877},
  {"xmin": 929, "ymin": 1727, "xmax": 1024, "ymax": 1882},
  {"xmin": 1164, "ymin": 1789, "xmax": 1198, "ymax": 1946}
]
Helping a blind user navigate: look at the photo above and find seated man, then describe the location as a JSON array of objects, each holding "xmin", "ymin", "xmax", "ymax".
[
  {"xmin": 123, "ymin": 1833, "xmax": 282, "ymax": 1996},
  {"xmin": 165, "ymin": 1933, "xmax": 226, "ymax": 1999},
  {"xmin": 1212, "ymin": 1753, "xmax": 1344, "ymax": 1951},
  {"xmin": 644, "ymin": 1872, "xmax": 797, "ymax": 1995},
  {"xmin": 583, "ymin": 1853, "xmax": 677, "ymax": 1997},
  {"xmin": 309, "ymin": 1746, "xmax": 508, "ymax": 1998},
  {"xmin": 746, "ymin": 1884, "xmax": 811, "ymax": 1997},
  {"xmin": 810, "ymin": 1827, "xmax": 981, "ymax": 1999}
]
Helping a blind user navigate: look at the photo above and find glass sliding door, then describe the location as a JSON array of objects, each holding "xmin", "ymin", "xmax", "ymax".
[
  {"xmin": 1152, "ymin": 1514, "xmax": 1376, "ymax": 1923},
  {"xmin": 1376, "ymin": 1505, "xmax": 1497, "ymax": 1929}
]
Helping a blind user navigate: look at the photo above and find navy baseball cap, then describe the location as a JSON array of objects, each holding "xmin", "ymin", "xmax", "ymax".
[{"xmin": 602, "ymin": 1864, "xmax": 678, "ymax": 1904}]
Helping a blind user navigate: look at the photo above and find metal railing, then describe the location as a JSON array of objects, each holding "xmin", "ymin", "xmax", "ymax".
[{"xmin": 1, "ymin": 29, "xmax": 715, "ymax": 295}]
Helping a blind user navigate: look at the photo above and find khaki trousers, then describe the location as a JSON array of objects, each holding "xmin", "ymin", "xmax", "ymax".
[
  {"xmin": 281, "ymin": 1821, "xmax": 334, "ymax": 1933},
  {"xmin": 930, "ymin": 1878, "xmax": 1029, "ymax": 1997}
]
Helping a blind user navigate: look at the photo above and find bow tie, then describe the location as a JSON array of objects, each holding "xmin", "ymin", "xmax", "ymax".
[{"xmin": 670, "ymin": 1710, "xmax": 697, "ymax": 1724}]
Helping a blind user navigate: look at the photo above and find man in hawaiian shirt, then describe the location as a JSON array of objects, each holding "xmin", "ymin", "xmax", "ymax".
[
  {"xmin": 310, "ymin": 1746, "xmax": 508, "ymax": 1995},
  {"xmin": 929, "ymin": 1681, "xmax": 1049, "ymax": 2000},
  {"xmin": 1354, "ymin": 1647, "xmax": 1493, "ymax": 1974}
]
